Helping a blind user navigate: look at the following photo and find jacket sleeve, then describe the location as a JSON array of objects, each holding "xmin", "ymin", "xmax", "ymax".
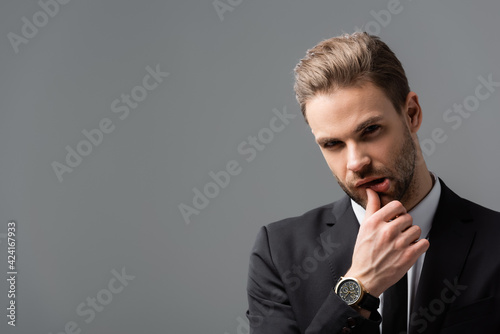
[{"xmin": 246, "ymin": 226, "xmax": 381, "ymax": 334}]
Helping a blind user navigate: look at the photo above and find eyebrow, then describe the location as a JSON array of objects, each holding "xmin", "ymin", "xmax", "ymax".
[{"xmin": 316, "ymin": 115, "xmax": 384, "ymax": 146}]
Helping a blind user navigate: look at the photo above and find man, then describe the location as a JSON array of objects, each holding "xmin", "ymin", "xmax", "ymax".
[{"xmin": 246, "ymin": 32, "xmax": 500, "ymax": 334}]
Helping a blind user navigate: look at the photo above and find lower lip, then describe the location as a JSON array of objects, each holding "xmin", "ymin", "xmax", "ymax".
[{"xmin": 368, "ymin": 178, "xmax": 390, "ymax": 193}]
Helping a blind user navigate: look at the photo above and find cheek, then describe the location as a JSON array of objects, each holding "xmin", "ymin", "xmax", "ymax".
[
  {"xmin": 369, "ymin": 149, "xmax": 386, "ymax": 166},
  {"xmin": 323, "ymin": 152, "xmax": 346, "ymax": 178},
  {"xmin": 370, "ymin": 138, "xmax": 395, "ymax": 165}
]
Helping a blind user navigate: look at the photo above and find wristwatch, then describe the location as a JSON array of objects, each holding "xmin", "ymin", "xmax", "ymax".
[{"xmin": 334, "ymin": 277, "xmax": 380, "ymax": 312}]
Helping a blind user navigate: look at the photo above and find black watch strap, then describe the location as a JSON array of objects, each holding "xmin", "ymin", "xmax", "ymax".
[{"xmin": 358, "ymin": 292, "xmax": 380, "ymax": 312}]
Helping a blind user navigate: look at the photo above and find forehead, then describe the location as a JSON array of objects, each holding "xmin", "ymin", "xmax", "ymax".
[{"xmin": 305, "ymin": 82, "xmax": 399, "ymax": 139}]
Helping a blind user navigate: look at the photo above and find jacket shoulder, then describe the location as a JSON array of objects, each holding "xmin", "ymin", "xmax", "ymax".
[
  {"xmin": 259, "ymin": 196, "xmax": 350, "ymax": 255},
  {"xmin": 462, "ymin": 197, "xmax": 500, "ymax": 217},
  {"xmin": 265, "ymin": 201, "xmax": 335, "ymax": 237}
]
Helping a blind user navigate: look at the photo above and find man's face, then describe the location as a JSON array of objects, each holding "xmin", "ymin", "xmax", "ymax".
[{"xmin": 306, "ymin": 82, "xmax": 417, "ymax": 208}]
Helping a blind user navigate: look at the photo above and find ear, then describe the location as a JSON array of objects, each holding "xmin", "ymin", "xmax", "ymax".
[{"xmin": 403, "ymin": 92, "xmax": 422, "ymax": 134}]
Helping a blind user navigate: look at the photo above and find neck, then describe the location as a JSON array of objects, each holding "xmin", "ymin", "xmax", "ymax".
[{"xmin": 402, "ymin": 158, "xmax": 434, "ymax": 211}]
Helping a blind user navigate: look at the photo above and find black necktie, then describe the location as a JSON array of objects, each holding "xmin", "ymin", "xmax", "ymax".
[{"xmin": 382, "ymin": 273, "xmax": 408, "ymax": 334}]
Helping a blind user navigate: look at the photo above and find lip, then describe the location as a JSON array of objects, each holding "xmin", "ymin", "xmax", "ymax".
[{"xmin": 355, "ymin": 176, "xmax": 387, "ymax": 188}]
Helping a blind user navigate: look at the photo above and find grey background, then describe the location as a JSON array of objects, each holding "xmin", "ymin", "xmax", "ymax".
[{"xmin": 0, "ymin": 0, "xmax": 499, "ymax": 333}]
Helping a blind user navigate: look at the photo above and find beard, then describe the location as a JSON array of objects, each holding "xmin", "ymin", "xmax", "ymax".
[{"xmin": 336, "ymin": 126, "xmax": 417, "ymax": 209}]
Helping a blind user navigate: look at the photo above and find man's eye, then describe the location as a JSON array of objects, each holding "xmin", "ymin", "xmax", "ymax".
[
  {"xmin": 364, "ymin": 124, "xmax": 380, "ymax": 134},
  {"xmin": 323, "ymin": 141, "xmax": 341, "ymax": 148}
]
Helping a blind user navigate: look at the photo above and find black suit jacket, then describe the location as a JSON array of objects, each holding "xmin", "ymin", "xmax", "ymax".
[{"xmin": 247, "ymin": 179, "xmax": 500, "ymax": 333}]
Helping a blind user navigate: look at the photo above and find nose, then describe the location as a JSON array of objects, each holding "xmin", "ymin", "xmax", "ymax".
[{"xmin": 346, "ymin": 143, "xmax": 370, "ymax": 173}]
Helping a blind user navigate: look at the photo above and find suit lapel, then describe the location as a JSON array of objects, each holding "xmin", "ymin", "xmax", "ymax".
[
  {"xmin": 320, "ymin": 195, "xmax": 360, "ymax": 286},
  {"xmin": 409, "ymin": 179, "xmax": 476, "ymax": 334}
]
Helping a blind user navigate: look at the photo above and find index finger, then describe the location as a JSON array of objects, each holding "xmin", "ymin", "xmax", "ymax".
[{"xmin": 365, "ymin": 188, "xmax": 381, "ymax": 218}]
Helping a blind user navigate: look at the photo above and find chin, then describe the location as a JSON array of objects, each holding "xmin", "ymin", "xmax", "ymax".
[
  {"xmin": 378, "ymin": 195, "xmax": 394, "ymax": 207},
  {"xmin": 361, "ymin": 192, "xmax": 397, "ymax": 209}
]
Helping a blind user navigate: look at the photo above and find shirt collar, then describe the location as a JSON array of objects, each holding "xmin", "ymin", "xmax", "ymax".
[{"xmin": 351, "ymin": 172, "xmax": 441, "ymax": 239}]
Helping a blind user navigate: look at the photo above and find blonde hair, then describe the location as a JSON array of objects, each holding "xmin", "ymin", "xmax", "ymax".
[{"xmin": 294, "ymin": 32, "xmax": 410, "ymax": 123}]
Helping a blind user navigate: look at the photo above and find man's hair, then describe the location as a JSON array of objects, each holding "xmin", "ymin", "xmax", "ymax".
[{"xmin": 294, "ymin": 32, "xmax": 410, "ymax": 123}]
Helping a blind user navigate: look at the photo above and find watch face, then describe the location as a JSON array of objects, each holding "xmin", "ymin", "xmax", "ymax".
[{"xmin": 338, "ymin": 279, "xmax": 361, "ymax": 305}]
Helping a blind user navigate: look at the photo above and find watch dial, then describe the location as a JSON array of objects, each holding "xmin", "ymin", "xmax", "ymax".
[{"xmin": 338, "ymin": 280, "xmax": 361, "ymax": 305}]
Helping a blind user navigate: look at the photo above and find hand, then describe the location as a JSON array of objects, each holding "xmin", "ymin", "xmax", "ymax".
[{"xmin": 344, "ymin": 188, "xmax": 430, "ymax": 297}]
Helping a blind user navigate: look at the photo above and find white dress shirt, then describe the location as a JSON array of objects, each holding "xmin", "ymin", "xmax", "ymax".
[{"xmin": 350, "ymin": 173, "xmax": 441, "ymax": 333}]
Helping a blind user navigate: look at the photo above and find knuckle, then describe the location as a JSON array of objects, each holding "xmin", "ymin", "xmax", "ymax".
[
  {"xmin": 413, "ymin": 240, "xmax": 429, "ymax": 254},
  {"xmin": 405, "ymin": 224, "xmax": 419, "ymax": 235},
  {"xmin": 396, "ymin": 211, "xmax": 410, "ymax": 221},
  {"xmin": 413, "ymin": 227, "xmax": 422, "ymax": 240},
  {"xmin": 391, "ymin": 200, "xmax": 405, "ymax": 210},
  {"xmin": 381, "ymin": 226, "xmax": 397, "ymax": 240},
  {"xmin": 394, "ymin": 238, "xmax": 405, "ymax": 250},
  {"xmin": 388, "ymin": 200, "xmax": 402, "ymax": 210}
]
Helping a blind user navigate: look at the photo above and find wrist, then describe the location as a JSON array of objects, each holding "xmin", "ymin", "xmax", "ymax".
[{"xmin": 343, "ymin": 270, "xmax": 382, "ymax": 297}]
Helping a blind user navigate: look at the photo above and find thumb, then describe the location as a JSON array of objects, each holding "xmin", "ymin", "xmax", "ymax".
[{"xmin": 365, "ymin": 188, "xmax": 381, "ymax": 218}]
